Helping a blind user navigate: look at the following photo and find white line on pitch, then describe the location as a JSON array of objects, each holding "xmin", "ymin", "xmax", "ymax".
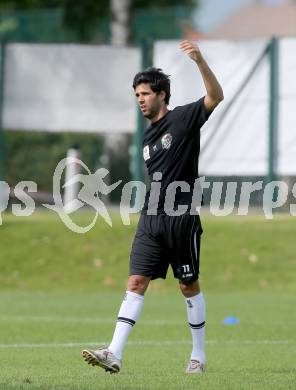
[
  {"xmin": 0, "ymin": 316, "xmax": 293, "ymax": 327},
  {"xmin": 0, "ymin": 339, "xmax": 294, "ymax": 349},
  {"xmin": 0, "ymin": 315, "xmax": 183, "ymax": 325}
]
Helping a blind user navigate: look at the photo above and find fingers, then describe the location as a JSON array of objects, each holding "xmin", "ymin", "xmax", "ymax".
[
  {"xmin": 179, "ymin": 40, "xmax": 202, "ymax": 63},
  {"xmin": 179, "ymin": 40, "xmax": 200, "ymax": 58},
  {"xmin": 182, "ymin": 49, "xmax": 196, "ymax": 56},
  {"xmin": 179, "ymin": 40, "xmax": 198, "ymax": 52}
]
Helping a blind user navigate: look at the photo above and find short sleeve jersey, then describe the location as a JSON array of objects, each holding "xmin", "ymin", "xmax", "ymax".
[{"xmin": 141, "ymin": 97, "xmax": 210, "ymax": 214}]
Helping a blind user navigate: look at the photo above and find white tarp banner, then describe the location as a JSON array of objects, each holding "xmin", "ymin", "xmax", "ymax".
[
  {"xmin": 3, "ymin": 40, "xmax": 295, "ymax": 175},
  {"xmin": 154, "ymin": 39, "xmax": 269, "ymax": 176},
  {"xmin": 3, "ymin": 44, "xmax": 140, "ymax": 133},
  {"xmin": 154, "ymin": 39, "xmax": 296, "ymax": 176},
  {"xmin": 278, "ymin": 38, "xmax": 296, "ymax": 176}
]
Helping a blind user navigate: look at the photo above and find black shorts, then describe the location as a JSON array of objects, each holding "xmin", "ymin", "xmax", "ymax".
[{"xmin": 130, "ymin": 212, "xmax": 203, "ymax": 283}]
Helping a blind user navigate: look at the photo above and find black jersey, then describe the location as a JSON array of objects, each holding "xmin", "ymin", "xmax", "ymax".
[{"xmin": 141, "ymin": 97, "xmax": 210, "ymax": 214}]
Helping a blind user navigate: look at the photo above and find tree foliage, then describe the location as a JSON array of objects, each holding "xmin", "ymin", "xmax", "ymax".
[
  {"xmin": 131, "ymin": 0, "xmax": 196, "ymax": 9},
  {"xmin": 0, "ymin": 0, "xmax": 198, "ymax": 41},
  {"xmin": 0, "ymin": 0, "xmax": 60, "ymax": 10},
  {"xmin": 0, "ymin": 0, "xmax": 196, "ymax": 10},
  {"xmin": 62, "ymin": 0, "xmax": 109, "ymax": 42}
]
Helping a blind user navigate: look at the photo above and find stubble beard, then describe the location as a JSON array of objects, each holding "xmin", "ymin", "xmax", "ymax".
[{"xmin": 142, "ymin": 104, "xmax": 161, "ymax": 121}]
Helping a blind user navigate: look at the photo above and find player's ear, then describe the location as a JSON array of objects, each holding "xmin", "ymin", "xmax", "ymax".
[{"xmin": 159, "ymin": 90, "xmax": 166, "ymax": 102}]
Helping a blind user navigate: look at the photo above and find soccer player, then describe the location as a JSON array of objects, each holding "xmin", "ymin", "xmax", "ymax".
[{"xmin": 82, "ymin": 40, "xmax": 224, "ymax": 374}]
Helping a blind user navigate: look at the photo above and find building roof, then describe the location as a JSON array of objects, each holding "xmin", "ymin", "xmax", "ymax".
[{"xmin": 207, "ymin": 2, "xmax": 296, "ymax": 39}]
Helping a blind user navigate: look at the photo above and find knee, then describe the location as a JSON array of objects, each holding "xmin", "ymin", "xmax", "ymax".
[
  {"xmin": 179, "ymin": 279, "xmax": 200, "ymax": 298},
  {"xmin": 127, "ymin": 275, "xmax": 150, "ymax": 295}
]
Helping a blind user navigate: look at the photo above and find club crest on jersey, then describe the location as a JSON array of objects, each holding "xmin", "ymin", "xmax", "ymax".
[
  {"xmin": 143, "ymin": 145, "xmax": 150, "ymax": 161},
  {"xmin": 161, "ymin": 133, "xmax": 173, "ymax": 150}
]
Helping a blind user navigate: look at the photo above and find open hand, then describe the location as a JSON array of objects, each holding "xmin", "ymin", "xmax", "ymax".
[{"xmin": 179, "ymin": 40, "xmax": 203, "ymax": 64}]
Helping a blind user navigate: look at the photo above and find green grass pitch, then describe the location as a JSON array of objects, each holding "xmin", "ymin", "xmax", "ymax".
[{"xmin": 0, "ymin": 212, "xmax": 295, "ymax": 389}]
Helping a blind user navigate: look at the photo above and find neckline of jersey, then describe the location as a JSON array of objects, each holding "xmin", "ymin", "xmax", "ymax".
[{"xmin": 150, "ymin": 110, "xmax": 172, "ymax": 127}]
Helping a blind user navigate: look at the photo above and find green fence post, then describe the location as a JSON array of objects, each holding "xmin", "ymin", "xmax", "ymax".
[
  {"xmin": 0, "ymin": 42, "xmax": 5, "ymax": 191},
  {"xmin": 267, "ymin": 37, "xmax": 279, "ymax": 186}
]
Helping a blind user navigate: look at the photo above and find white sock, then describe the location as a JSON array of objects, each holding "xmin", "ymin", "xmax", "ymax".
[
  {"xmin": 108, "ymin": 291, "xmax": 144, "ymax": 360},
  {"xmin": 185, "ymin": 292, "xmax": 206, "ymax": 364}
]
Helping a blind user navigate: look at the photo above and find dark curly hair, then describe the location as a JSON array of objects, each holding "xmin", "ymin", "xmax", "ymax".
[{"xmin": 132, "ymin": 67, "xmax": 171, "ymax": 104}]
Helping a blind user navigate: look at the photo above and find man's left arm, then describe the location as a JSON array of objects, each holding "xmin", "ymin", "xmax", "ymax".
[{"xmin": 180, "ymin": 40, "xmax": 224, "ymax": 113}]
